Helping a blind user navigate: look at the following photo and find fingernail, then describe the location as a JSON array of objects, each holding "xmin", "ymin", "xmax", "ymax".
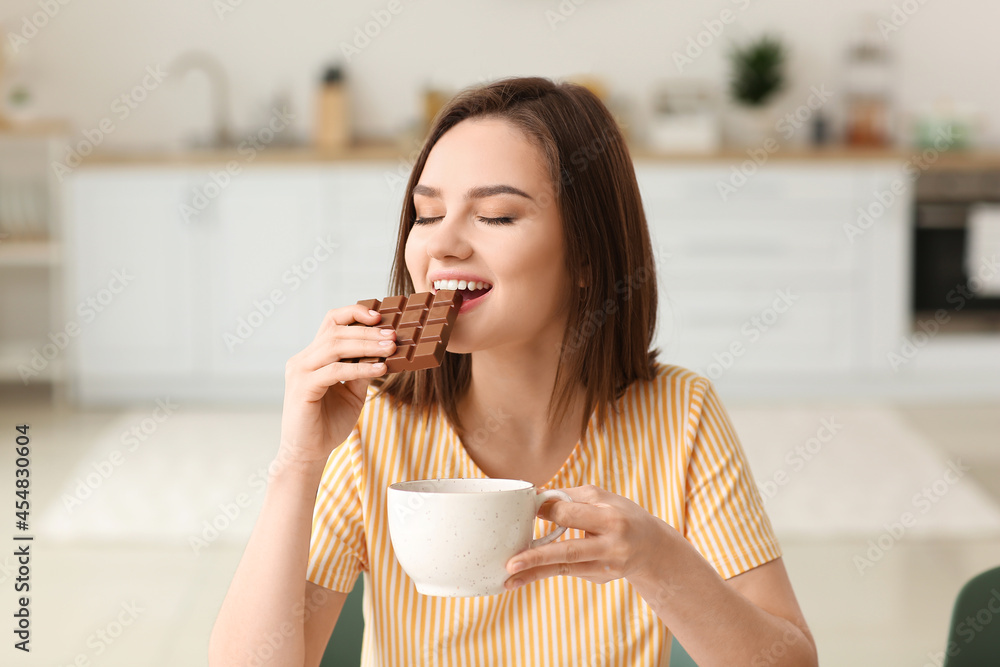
[
  {"xmin": 509, "ymin": 561, "xmax": 524, "ymax": 574},
  {"xmin": 507, "ymin": 578, "xmax": 523, "ymax": 590},
  {"xmin": 369, "ymin": 309, "xmax": 379, "ymax": 317},
  {"xmin": 380, "ymin": 328, "xmax": 394, "ymax": 337},
  {"xmin": 372, "ymin": 362, "xmax": 385, "ymax": 370},
  {"xmin": 378, "ymin": 339, "xmax": 394, "ymax": 347}
]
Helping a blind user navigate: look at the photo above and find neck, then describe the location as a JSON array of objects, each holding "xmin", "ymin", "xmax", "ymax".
[{"xmin": 459, "ymin": 329, "xmax": 587, "ymax": 454}]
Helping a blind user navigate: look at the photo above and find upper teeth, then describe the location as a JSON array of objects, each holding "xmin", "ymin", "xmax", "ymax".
[{"xmin": 433, "ymin": 279, "xmax": 492, "ymax": 291}]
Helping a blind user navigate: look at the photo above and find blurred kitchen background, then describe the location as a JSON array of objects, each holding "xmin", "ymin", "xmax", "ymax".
[{"xmin": 1, "ymin": 0, "xmax": 999, "ymax": 665}]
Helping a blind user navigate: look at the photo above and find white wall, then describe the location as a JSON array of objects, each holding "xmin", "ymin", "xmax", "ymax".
[{"xmin": 3, "ymin": 0, "xmax": 998, "ymax": 151}]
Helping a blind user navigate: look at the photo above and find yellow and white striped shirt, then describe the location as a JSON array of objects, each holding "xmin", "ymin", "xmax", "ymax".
[{"xmin": 307, "ymin": 363, "xmax": 781, "ymax": 666}]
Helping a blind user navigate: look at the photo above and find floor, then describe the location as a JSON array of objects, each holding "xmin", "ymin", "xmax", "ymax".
[{"xmin": 1, "ymin": 383, "xmax": 998, "ymax": 667}]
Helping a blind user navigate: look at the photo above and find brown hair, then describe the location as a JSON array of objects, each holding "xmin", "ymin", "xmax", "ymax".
[{"xmin": 373, "ymin": 76, "xmax": 658, "ymax": 438}]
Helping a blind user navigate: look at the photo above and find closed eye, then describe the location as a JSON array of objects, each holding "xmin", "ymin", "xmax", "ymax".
[
  {"xmin": 479, "ymin": 216, "xmax": 514, "ymax": 225},
  {"xmin": 412, "ymin": 216, "xmax": 515, "ymax": 226}
]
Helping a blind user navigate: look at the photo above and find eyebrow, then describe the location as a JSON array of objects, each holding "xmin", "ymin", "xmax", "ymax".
[{"xmin": 412, "ymin": 183, "xmax": 535, "ymax": 202}]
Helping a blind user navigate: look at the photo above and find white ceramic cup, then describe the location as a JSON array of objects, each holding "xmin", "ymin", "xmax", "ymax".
[{"xmin": 387, "ymin": 478, "xmax": 573, "ymax": 597}]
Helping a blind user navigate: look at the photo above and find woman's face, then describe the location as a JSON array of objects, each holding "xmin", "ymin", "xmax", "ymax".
[{"xmin": 405, "ymin": 117, "xmax": 573, "ymax": 355}]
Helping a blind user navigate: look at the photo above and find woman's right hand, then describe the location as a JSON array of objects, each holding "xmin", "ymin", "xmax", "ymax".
[{"xmin": 277, "ymin": 304, "xmax": 394, "ymax": 468}]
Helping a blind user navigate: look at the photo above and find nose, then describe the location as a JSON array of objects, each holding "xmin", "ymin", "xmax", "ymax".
[{"xmin": 423, "ymin": 215, "xmax": 473, "ymax": 261}]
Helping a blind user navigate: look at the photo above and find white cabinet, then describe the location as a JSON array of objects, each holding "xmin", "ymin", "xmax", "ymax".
[
  {"xmin": 64, "ymin": 164, "xmax": 402, "ymax": 404},
  {"xmin": 65, "ymin": 170, "xmax": 198, "ymax": 381},
  {"xmin": 64, "ymin": 159, "xmax": 912, "ymax": 403},
  {"xmin": 206, "ymin": 166, "xmax": 400, "ymax": 380},
  {"xmin": 206, "ymin": 170, "xmax": 332, "ymax": 377},
  {"xmin": 64, "ymin": 165, "xmax": 402, "ymax": 404},
  {"xmin": 636, "ymin": 163, "xmax": 910, "ymax": 384},
  {"xmin": 319, "ymin": 164, "xmax": 403, "ymax": 305}
]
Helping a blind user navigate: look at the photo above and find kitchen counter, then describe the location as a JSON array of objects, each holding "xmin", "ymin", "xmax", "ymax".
[
  {"xmin": 634, "ymin": 147, "xmax": 1000, "ymax": 170},
  {"xmin": 78, "ymin": 142, "xmax": 1000, "ymax": 169},
  {"xmin": 80, "ymin": 142, "xmax": 410, "ymax": 165}
]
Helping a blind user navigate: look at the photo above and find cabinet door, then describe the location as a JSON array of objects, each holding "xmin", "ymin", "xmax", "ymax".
[
  {"xmin": 638, "ymin": 164, "xmax": 861, "ymax": 377},
  {"xmin": 638, "ymin": 165, "xmax": 857, "ymax": 274},
  {"xmin": 320, "ymin": 164, "xmax": 402, "ymax": 310},
  {"xmin": 65, "ymin": 169, "xmax": 197, "ymax": 381},
  {"xmin": 207, "ymin": 169, "xmax": 333, "ymax": 377},
  {"xmin": 657, "ymin": 282, "xmax": 856, "ymax": 376}
]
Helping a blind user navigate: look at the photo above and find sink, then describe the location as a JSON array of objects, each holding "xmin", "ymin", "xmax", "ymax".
[{"xmin": 168, "ymin": 50, "xmax": 235, "ymax": 149}]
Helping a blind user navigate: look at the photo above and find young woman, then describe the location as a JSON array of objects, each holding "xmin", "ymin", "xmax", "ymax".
[{"xmin": 210, "ymin": 77, "xmax": 818, "ymax": 667}]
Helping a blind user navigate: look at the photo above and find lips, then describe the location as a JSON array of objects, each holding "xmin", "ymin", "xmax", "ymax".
[{"xmin": 455, "ymin": 289, "xmax": 490, "ymax": 313}]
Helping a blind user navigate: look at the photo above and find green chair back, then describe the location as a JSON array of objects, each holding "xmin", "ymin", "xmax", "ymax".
[
  {"xmin": 321, "ymin": 577, "xmax": 699, "ymax": 666},
  {"xmin": 319, "ymin": 577, "xmax": 365, "ymax": 667},
  {"xmin": 670, "ymin": 638, "xmax": 698, "ymax": 666},
  {"xmin": 943, "ymin": 565, "xmax": 1000, "ymax": 666}
]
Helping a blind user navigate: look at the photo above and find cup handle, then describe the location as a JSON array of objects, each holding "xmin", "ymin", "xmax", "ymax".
[{"xmin": 529, "ymin": 489, "xmax": 573, "ymax": 549}]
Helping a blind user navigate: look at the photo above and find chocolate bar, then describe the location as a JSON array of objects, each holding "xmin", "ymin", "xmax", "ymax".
[{"xmin": 348, "ymin": 290, "xmax": 459, "ymax": 372}]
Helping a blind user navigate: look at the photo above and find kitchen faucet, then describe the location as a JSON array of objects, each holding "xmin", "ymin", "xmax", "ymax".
[{"xmin": 168, "ymin": 50, "xmax": 235, "ymax": 148}]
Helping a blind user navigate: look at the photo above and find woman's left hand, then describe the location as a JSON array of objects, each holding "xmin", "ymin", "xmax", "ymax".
[{"xmin": 504, "ymin": 484, "xmax": 671, "ymax": 590}]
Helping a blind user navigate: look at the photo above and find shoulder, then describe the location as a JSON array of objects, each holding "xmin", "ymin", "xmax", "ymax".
[
  {"xmin": 652, "ymin": 362, "xmax": 710, "ymax": 392},
  {"xmin": 618, "ymin": 362, "xmax": 712, "ymax": 410},
  {"xmin": 600, "ymin": 363, "xmax": 716, "ymax": 446},
  {"xmin": 615, "ymin": 363, "xmax": 725, "ymax": 448}
]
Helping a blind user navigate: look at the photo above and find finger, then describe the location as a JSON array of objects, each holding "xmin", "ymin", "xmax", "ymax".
[
  {"xmin": 560, "ymin": 484, "xmax": 618, "ymax": 506},
  {"xmin": 504, "ymin": 561, "xmax": 614, "ymax": 590},
  {"xmin": 335, "ymin": 323, "xmax": 396, "ymax": 340},
  {"xmin": 536, "ymin": 497, "xmax": 609, "ymax": 532},
  {"xmin": 311, "ymin": 359, "xmax": 387, "ymax": 390},
  {"xmin": 317, "ymin": 304, "xmax": 384, "ymax": 335},
  {"xmin": 301, "ymin": 333, "xmax": 396, "ymax": 371},
  {"xmin": 507, "ymin": 536, "xmax": 605, "ymax": 574}
]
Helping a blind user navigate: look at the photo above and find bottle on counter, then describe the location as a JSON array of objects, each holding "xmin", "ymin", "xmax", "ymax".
[
  {"xmin": 843, "ymin": 18, "xmax": 893, "ymax": 147},
  {"xmin": 421, "ymin": 86, "xmax": 451, "ymax": 139},
  {"xmin": 315, "ymin": 65, "xmax": 351, "ymax": 150},
  {"xmin": 811, "ymin": 110, "xmax": 830, "ymax": 147}
]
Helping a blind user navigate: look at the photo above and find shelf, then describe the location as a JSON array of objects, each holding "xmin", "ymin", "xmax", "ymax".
[
  {"xmin": 0, "ymin": 239, "xmax": 60, "ymax": 267},
  {"xmin": 0, "ymin": 119, "xmax": 71, "ymax": 137}
]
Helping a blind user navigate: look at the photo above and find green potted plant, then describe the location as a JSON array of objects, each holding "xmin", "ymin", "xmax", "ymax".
[{"xmin": 726, "ymin": 35, "xmax": 786, "ymax": 146}]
